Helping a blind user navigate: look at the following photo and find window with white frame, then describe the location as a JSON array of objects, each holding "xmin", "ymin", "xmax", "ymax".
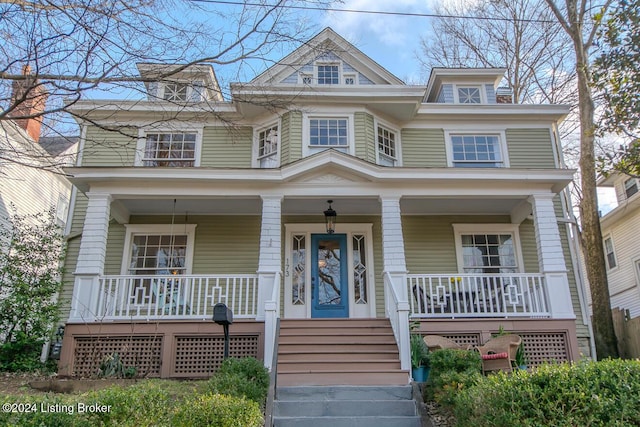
[
  {"xmin": 301, "ymin": 73, "xmax": 313, "ymax": 85},
  {"xmin": 344, "ymin": 74, "xmax": 356, "ymax": 85},
  {"xmin": 460, "ymin": 233, "xmax": 518, "ymax": 273},
  {"xmin": 317, "ymin": 64, "xmax": 339, "ymax": 85},
  {"xmin": 163, "ymin": 83, "xmax": 189, "ymax": 101},
  {"xmin": 257, "ymin": 124, "xmax": 279, "ymax": 168},
  {"xmin": 55, "ymin": 195, "xmax": 69, "ymax": 225},
  {"xmin": 450, "ymin": 134, "xmax": 504, "ymax": 167},
  {"xmin": 454, "ymin": 224, "xmax": 521, "ymax": 275},
  {"xmin": 604, "ymin": 237, "xmax": 617, "ymax": 269},
  {"xmin": 457, "ymin": 86, "xmax": 482, "ymax": 104},
  {"xmin": 377, "ymin": 125, "xmax": 397, "ymax": 166},
  {"xmin": 128, "ymin": 234, "xmax": 188, "ymax": 276},
  {"xmin": 624, "ymin": 178, "xmax": 638, "ymax": 199},
  {"xmin": 309, "ymin": 118, "xmax": 348, "ymax": 146},
  {"xmin": 143, "ymin": 132, "xmax": 197, "ymax": 167}
]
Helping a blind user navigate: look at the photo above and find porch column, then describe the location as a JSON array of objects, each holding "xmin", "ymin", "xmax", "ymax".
[
  {"xmin": 257, "ymin": 196, "xmax": 282, "ymax": 370},
  {"xmin": 380, "ymin": 196, "xmax": 411, "ymax": 371},
  {"xmin": 69, "ymin": 192, "xmax": 112, "ymax": 322},
  {"xmin": 529, "ymin": 193, "xmax": 575, "ymax": 319}
]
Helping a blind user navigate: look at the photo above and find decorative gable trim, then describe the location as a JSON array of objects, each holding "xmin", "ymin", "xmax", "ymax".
[{"xmin": 249, "ymin": 27, "xmax": 404, "ymax": 86}]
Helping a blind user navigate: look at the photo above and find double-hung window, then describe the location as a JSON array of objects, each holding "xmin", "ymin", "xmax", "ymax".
[
  {"xmin": 624, "ymin": 178, "xmax": 638, "ymax": 199},
  {"xmin": 128, "ymin": 234, "xmax": 188, "ymax": 276},
  {"xmin": 460, "ymin": 233, "xmax": 518, "ymax": 274},
  {"xmin": 257, "ymin": 124, "xmax": 279, "ymax": 168},
  {"xmin": 450, "ymin": 134, "xmax": 504, "ymax": 167},
  {"xmin": 604, "ymin": 237, "xmax": 617, "ymax": 269},
  {"xmin": 143, "ymin": 132, "xmax": 197, "ymax": 167},
  {"xmin": 377, "ymin": 125, "xmax": 398, "ymax": 166}
]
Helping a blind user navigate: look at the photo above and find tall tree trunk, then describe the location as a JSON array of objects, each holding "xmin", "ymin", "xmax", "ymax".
[{"xmin": 571, "ymin": 19, "xmax": 619, "ymax": 360}]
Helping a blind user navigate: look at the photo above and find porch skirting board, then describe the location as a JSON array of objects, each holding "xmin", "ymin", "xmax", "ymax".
[
  {"xmin": 57, "ymin": 321, "xmax": 265, "ymax": 378},
  {"xmin": 414, "ymin": 318, "xmax": 580, "ymax": 366}
]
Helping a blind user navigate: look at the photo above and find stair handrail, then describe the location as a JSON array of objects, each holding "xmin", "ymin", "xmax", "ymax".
[{"xmin": 383, "ymin": 271, "xmax": 411, "ymax": 372}]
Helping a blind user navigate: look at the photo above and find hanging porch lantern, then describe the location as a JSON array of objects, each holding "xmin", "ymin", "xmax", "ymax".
[{"xmin": 324, "ymin": 200, "xmax": 337, "ymax": 234}]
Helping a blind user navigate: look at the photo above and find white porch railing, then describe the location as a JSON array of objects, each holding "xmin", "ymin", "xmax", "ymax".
[
  {"xmin": 407, "ymin": 274, "xmax": 550, "ymax": 318},
  {"xmin": 96, "ymin": 275, "xmax": 258, "ymax": 320}
]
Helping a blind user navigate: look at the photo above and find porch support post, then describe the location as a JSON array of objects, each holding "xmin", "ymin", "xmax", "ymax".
[
  {"xmin": 529, "ymin": 193, "xmax": 575, "ymax": 319},
  {"xmin": 380, "ymin": 196, "xmax": 411, "ymax": 372},
  {"xmin": 69, "ymin": 192, "xmax": 112, "ymax": 322},
  {"xmin": 257, "ymin": 196, "xmax": 282, "ymax": 370},
  {"xmin": 257, "ymin": 195, "xmax": 283, "ymax": 321}
]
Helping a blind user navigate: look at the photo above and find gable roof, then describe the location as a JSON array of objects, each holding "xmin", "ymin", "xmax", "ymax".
[{"xmin": 248, "ymin": 27, "xmax": 405, "ymax": 86}]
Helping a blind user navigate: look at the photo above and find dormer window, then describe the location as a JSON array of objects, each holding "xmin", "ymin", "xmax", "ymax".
[
  {"xmin": 160, "ymin": 80, "xmax": 204, "ymax": 102},
  {"xmin": 457, "ymin": 86, "xmax": 482, "ymax": 104},
  {"xmin": 317, "ymin": 64, "xmax": 339, "ymax": 85},
  {"xmin": 163, "ymin": 83, "xmax": 188, "ymax": 101},
  {"xmin": 377, "ymin": 125, "xmax": 398, "ymax": 166}
]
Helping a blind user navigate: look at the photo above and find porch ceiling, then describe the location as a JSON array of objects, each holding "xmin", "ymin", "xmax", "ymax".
[{"xmin": 114, "ymin": 195, "xmax": 526, "ymax": 216}]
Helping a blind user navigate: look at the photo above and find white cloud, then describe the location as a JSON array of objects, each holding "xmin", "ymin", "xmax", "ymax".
[{"xmin": 322, "ymin": 0, "xmax": 434, "ymax": 48}]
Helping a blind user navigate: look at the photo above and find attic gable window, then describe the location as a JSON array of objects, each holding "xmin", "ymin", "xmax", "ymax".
[
  {"xmin": 457, "ymin": 86, "xmax": 482, "ymax": 104},
  {"xmin": 317, "ymin": 64, "xmax": 339, "ymax": 84}
]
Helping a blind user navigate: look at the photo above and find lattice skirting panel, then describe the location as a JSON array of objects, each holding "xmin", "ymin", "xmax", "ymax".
[
  {"xmin": 443, "ymin": 334, "xmax": 482, "ymax": 348},
  {"xmin": 73, "ymin": 336, "xmax": 163, "ymax": 378},
  {"xmin": 173, "ymin": 335, "xmax": 259, "ymax": 376},
  {"xmin": 519, "ymin": 332, "xmax": 569, "ymax": 367}
]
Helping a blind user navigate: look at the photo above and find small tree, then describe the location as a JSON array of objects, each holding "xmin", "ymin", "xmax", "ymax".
[{"xmin": 0, "ymin": 207, "xmax": 65, "ymax": 371}]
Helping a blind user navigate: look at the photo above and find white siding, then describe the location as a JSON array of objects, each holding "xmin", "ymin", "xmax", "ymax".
[{"xmin": 602, "ymin": 207, "xmax": 640, "ymax": 318}]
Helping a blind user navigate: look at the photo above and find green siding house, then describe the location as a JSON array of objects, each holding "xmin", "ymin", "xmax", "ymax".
[{"xmin": 59, "ymin": 28, "xmax": 589, "ymax": 385}]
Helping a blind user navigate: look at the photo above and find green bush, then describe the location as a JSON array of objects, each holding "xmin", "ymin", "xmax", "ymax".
[
  {"xmin": 172, "ymin": 393, "xmax": 263, "ymax": 427},
  {"xmin": 426, "ymin": 349, "xmax": 482, "ymax": 405},
  {"xmin": 0, "ymin": 336, "xmax": 46, "ymax": 372},
  {"xmin": 208, "ymin": 357, "xmax": 269, "ymax": 406},
  {"xmin": 454, "ymin": 359, "xmax": 640, "ymax": 427}
]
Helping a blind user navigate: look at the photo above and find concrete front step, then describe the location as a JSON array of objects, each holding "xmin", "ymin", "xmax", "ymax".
[
  {"xmin": 275, "ymin": 399, "xmax": 417, "ymax": 417},
  {"xmin": 277, "ymin": 385, "xmax": 414, "ymax": 401},
  {"xmin": 274, "ymin": 415, "xmax": 421, "ymax": 427},
  {"xmin": 277, "ymin": 370, "xmax": 409, "ymax": 386},
  {"xmin": 273, "ymin": 386, "xmax": 421, "ymax": 427}
]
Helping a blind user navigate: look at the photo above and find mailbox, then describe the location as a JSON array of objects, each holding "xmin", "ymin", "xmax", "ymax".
[{"xmin": 213, "ymin": 303, "xmax": 233, "ymax": 325}]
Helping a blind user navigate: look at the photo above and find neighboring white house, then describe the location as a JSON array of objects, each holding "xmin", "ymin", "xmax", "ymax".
[
  {"xmin": 0, "ymin": 66, "xmax": 76, "ymax": 237},
  {"xmin": 598, "ymin": 173, "xmax": 640, "ymax": 318}
]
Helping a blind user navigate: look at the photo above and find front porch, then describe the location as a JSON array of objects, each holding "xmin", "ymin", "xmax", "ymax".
[{"xmin": 61, "ymin": 151, "xmax": 581, "ymax": 378}]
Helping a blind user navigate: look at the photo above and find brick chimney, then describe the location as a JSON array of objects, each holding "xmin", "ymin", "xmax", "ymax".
[
  {"xmin": 496, "ymin": 87, "xmax": 513, "ymax": 104},
  {"xmin": 7, "ymin": 65, "xmax": 48, "ymax": 142}
]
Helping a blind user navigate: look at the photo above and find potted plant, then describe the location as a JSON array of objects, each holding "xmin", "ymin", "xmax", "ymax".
[
  {"xmin": 410, "ymin": 333, "xmax": 431, "ymax": 382},
  {"xmin": 514, "ymin": 342, "xmax": 529, "ymax": 370}
]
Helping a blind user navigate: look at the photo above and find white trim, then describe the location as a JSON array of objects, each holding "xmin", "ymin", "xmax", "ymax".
[
  {"xmin": 452, "ymin": 223, "xmax": 525, "ymax": 274},
  {"xmin": 444, "ymin": 129, "xmax": 510, "ymax": 168},
  {"xmin": 120, "ymin": 224, "xmax": 197, "ymax": 275},
  {"xmin": 252, "ymin": 119, "xmax": 281, "ymax": 168},
  {"xmin": 135, "ymin": 126, "xmax": 203, "ymax": 167},
  {"xmin": 374, "ymin": 119, "xmax": 402, "ymax": 167},
  {"xmin": 302, "ymin": 113, "xmax": 356, "ymax": 157},
  {"xmin": 283, "ymin": 223, "xmax": 376, "ymax": 319}
]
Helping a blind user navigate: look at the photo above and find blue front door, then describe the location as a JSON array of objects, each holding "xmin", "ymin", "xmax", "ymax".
[{"xmin": 311, "ymin": 234, "xmax": 349, "ymax": 318}]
